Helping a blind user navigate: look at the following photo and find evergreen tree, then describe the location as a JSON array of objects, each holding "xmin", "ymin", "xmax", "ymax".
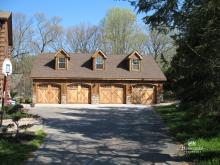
[
  {"xmin": 173, "ymin": 0, "xmax": 220, "ymax": 111},
  {"xmin": 130, "ymin": 0, "xmax": 220, "ymax": 112}
]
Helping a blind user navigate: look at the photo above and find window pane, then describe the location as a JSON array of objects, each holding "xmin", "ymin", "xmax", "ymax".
[
  {"xmin": 58, "ymin": 58, "xmax": 66, "ymax": 69},
  {"xmin": 59, "ymin": 62, "xmax": 65, "ymax": 68},
  {"xmin": 96, "ymin": 56, "xmax": 104, "ymax": 69},
  {"xmin": 96, "ymin": 64, "xmax": 104, "ymax": 69},
  {"xmin": 132, "ymin": 59, "xmax": 140, "ymax": 70},
  {"xmin": 133, "ymin": 59, "xmax": 140, "ymax": 65},
  {"xmin": 59, "ymin": 58, "xmax": 65, "ymax": 62},
  {"xmin": 132, "ymin": 64, "xmax": 140, "ymax": 70},
  {"xmin": 96, "ymin": 56, "xmax": 104, "ymax": 64}
]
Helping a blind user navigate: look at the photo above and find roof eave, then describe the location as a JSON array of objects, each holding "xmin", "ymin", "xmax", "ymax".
[{"xmin": 30, "ymin": 76, "xmax": 167, "ymax": 81}]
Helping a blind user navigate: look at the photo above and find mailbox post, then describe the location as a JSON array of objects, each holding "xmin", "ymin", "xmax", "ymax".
[{"xmin": 0, "ymin": 58, "xmax": 12, "ymax": 126}]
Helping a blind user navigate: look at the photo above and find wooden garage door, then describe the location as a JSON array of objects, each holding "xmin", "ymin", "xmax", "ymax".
[
  {"xmin": 37, "ymin": 84, "xmax": 60, "ymax": 103},
  {"xmin": 100, "ymin": 85, "xmax": 124, "ymax": 104},
  {"xmin": 67, "ymin": 84, "xmax": 90, "ymax": 104},
  {"xmin": 132, "ymin": 85, "xmax": 154, "ymax": 104}
]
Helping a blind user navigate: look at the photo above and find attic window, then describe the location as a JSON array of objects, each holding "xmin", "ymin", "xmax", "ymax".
[
  {"xmin": 58, "ymin": 57, "xmax": 66, "ymax": 69},
  {"xmin": 96, "ymin": 56, "xmax": 104, "ymax": 70},
  {"xmin": 132, "ymin": 59, "xmax": 140, "ymax": 71}
]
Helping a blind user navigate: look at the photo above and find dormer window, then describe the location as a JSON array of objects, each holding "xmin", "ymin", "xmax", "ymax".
[
  {"xmin": 132, "ymin": 59, "xmax": 140, "ymax": 71},
  {"xmin": 96, "ymin": 56, "xmax": 104, "ymax": 70},
  {"xmin": 92, "ymin": 50, "xmax": 107, "ymax": 71},
  {"xmin": 127, "ymin": 51, "xmax": 143, "ymax": 71},
  {"xmin": 58, "ymin": 57, "xmax": 66, "ymax": 69},
  {"xmin": 54, "ymin": 49, "xmax": 70, "ymax": 70}
]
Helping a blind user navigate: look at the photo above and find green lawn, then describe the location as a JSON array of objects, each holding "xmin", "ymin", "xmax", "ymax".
[
  {"xmin": 154, "ymin": 104, "xmax": 220, "ymax": 164},
  {"xmin": 0, "ymin": 129, "xmax": 46, "ymax": 165}
]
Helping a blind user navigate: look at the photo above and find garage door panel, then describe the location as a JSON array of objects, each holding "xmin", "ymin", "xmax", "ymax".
[
  {"xmin": 100, "ymin": 88, "xmax": 111, "ymax": 104},
  {"xmin": 49, "ymin": 85, "xmax": 60, "ymax": 103},
  {"xmin": 100, "ymin": 85, "xmax": 124, "ymax": 104},
  {"xmin": 79, "ymin": 86, "xmax": 90, "ymax": 103},
  {"xmin": 112, "ymin": 88, "xmax": 123, "ymax": 104},
  {"xmin": 67, "ymin": 87, "xmax": 78, "ymax": 103},
  {"xmin": 67, "ymin": 84, "xmax": 90, "ymax": 104},
  {"xmin": 132, "ymin": 85, "xmax": 154, "ymax": 104},
  {"xmin": 37, "ymin": 85, "xmax": 47, "ymax": 103},
  {"xmin": 37, "ymin": 84, "xmax": 60, "ymax": 104}
]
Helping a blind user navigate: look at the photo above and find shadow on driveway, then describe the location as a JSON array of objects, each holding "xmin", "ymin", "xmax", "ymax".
[{"xmin": 26, "ymin": 105, "xmax": 184, "ymax": 165}]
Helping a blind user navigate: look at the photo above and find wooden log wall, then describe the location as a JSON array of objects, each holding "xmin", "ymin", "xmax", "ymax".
[{"xmin": 32, "ymin": 79, "xmax": 164, "ymax": 104}]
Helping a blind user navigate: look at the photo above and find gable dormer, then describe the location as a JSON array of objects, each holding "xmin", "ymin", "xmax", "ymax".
[
  {"xmin": 92, "ymin": 50, "xmax": 107, "ymax": 70},
  {"xmin": 127, "ymin": 51, "xmax": 143, "ymax": 71},
  {"xmin": 55, "ymin": 49, "xmax": 70, "ymax": 70}
]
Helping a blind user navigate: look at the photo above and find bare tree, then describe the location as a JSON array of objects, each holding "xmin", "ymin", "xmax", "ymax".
[
  {"xmin": 31, "ymin": 13, "xmax": 63, "ymax": 54},
  {"xmin": 143, "ymin": 29, "xmax": 177, "ymax": 70},
  {"xmin": 12, "ymin": 13, "xmax": 33, "ymax": 58},
  {"xmin": 146, "ymin": 29, "xmax": 175, "ymax": 63},
  {"xmin": 66, "ymin": 23, "xmax": 100, "ymax": 53},
  {"xmin": 49, "ymin": 26, "xmax": 66, "ymax": 51}
]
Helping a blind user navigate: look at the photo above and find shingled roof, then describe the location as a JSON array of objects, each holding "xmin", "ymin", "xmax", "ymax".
[{"xmin": 30, "ymin": 53, "xmax": 166, "ymax": 81}]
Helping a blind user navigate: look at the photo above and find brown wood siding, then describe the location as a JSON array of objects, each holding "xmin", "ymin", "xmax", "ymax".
[
  {"xmin": 67, "ymin": 84, "xmax": 90, "ymax": 104},
  {"xmin": 32, "ymin": 79, "xmax": 163, "ymax": 105},
  {"xmin": 131, "ymin": 85, "xmax": 155, "ymax": 104},
  {"xmin": 99, "ymin": 84, "xmax": 124, "ymax": 104},
  {"xmin": 36, "ymin": 84, "xmax": 61, "ymax": 103}
]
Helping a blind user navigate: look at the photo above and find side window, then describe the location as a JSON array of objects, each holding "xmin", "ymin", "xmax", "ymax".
[
  {"xmin": 132, "ymin": 59, "xmax": 140, "ymax": 71},
  {"xmin": 58, "ymin": 57, "xmax": 66, "ymax": 69},
  {"xmin": 96, "ymin": 56, "xmax": 104, "ymax": 69}
]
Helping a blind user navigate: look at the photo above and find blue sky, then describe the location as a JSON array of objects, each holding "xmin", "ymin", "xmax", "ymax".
[{"xmin": 1, "ymin": 0, "xmax": 145, "ymax": 27}]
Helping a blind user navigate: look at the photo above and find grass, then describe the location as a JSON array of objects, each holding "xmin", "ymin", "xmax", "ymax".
[
  {"xmin": 154, "ymin": 104, "xmax": 220, "ymax": 164},
  {"xmin": 0, "ymin": 129, "xmax": 46, "ymax": 165}
]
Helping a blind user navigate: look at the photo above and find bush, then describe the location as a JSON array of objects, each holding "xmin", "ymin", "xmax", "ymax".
[
  {"xmin": 4, "ymin": 104, "xmax": 24, "ymax": 115},
  {"xmin": 25, "ymin": 97, "xmax": 32, "ymax": 104},
  {"xmin": 10, "ymin": 91, "xmax": 18, "ymax": 99},
  {"xmin": 163, "ymin": 90, "xmax": 176, "ymax": 101},
  {"xmin": 3, "ymin": 105, "xmax": 14, "ymax": 114},
  {"xmin": 3, "ymin": 104, "xmax": 32, "ymax": 120},
  {"xmin": 15, "ymin": 97, "xmax": 32, "ymax": 104}
]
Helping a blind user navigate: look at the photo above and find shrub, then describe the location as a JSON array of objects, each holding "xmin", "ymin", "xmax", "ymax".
[
  {"xmin": 19, "ymin": 124, "xmax": 33, "ymax": 132},
  {"xmin": 10, "ymin": 91, "xmax": 18, "ymax": 99},
  {"xmin": 4, "ymin": 104, "xmax": 24, "ymax": 115},
  {"xmin": 12, "ymin": 115, "xmax": 21, "ymax": 135}
]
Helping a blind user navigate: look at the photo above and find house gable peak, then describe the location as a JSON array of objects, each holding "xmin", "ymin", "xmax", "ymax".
[
  {"xmin": 92, "ymin": 50, "xmax": 107, "ymax": 70},
  {"xmin": 54, "ymin": 48, "xmax": 70, "ymax": 59},
  {"xmin": 127, "ymin": 51, "xmax": 143, "ymax": 60},
  {"xmin": 92, "ymin": 49, "xmax": 107, "ymax": 59},
  {"xmin": 127, "ymin": 51, "xmax": 143, "ymax": 71},
  {"xmin": 54, "ymin": 48, "xmax": 70, "ymax": 70}
]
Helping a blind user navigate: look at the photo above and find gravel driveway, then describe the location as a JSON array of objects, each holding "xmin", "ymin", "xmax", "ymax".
[{"xmin": 25, "ymin": 104, "xmax": 184, "ymax": 165}]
